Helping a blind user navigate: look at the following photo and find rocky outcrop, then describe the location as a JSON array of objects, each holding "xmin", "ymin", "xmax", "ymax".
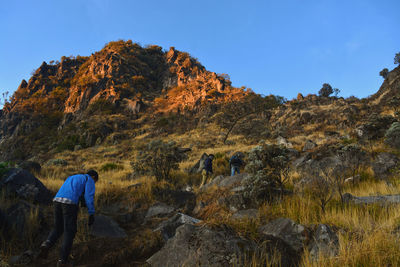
[
  {"xmin": 259, "ymin": 218, "xmax": 309, "ymax": 253},
  {"xmin": 154, "ymin": 213, "xmax": 201, "ymax": 241},
  {"xmin": 147, "ymin": 224, "xmax": 256, "ymax": 267},
  {"xmin": 0, "ymin": 168, "xmax": 52, "ymax": 204},
  {"xmin": 343, "ymin": 193, "xmax": 400, "ymax": 205}
]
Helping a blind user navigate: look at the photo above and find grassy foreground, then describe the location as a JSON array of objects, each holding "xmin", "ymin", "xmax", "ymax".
[{"xmin": 2, "ymin": 128, "xmax": 400, "ymax": 267}]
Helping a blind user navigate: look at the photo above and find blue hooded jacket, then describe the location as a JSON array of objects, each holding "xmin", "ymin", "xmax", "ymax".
[{"xmin": 54, "ymin": 174, "xmax": 96, "ymax": 215}]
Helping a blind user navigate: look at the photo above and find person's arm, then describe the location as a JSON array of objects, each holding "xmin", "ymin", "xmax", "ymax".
[{"xmin": 84, "ymin": 178, "xmax": 96, "ymax": 215}]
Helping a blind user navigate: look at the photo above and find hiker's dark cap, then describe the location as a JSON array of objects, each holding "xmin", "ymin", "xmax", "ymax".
[{"xmin": 87, "ymin": 170, "xmax": 99, "ymax": 182}]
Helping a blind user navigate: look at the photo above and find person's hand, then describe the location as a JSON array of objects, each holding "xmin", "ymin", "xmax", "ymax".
[{"xmin": 88, "ymin": 215, "xmax": 95, "ymax": 226}]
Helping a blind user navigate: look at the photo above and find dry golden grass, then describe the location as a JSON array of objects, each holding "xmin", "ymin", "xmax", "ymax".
[{"xmin": 5, "ymin": 122, "xmax": 400, "ymax": 266}]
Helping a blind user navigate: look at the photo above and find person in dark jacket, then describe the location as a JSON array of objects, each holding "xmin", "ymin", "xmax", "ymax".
[
  {"xmin": 38, "ymin": 170, "xmax": 98, "ymax": 267},
  {"xmin": 200, "ymin": 154, "xmax": 214, "ymax": 187},
  {"xmin": 229, "ymin": 154, "xmax": 244, "ymax": 176}
]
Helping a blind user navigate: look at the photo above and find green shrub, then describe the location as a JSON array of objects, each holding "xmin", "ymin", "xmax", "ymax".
[
  {"xmin": 385, "ymin": 122, "xmax": 400, "ymax": 149},
  {"xmin": 131, "ymin": 139, "xmax": 188, "ymax": 182},
  {"xmin": 245, "ymin": 144, "xmax": 289, "ymax": 184},
  {"xmin": 57, "ymin": 135, "xmax": 83, "ymax": 152}
]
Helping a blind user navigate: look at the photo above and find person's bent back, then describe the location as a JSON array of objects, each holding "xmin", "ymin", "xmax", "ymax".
[{"xmin": 54, "ymin": 173, "xmax": 96, "ymax": 215}]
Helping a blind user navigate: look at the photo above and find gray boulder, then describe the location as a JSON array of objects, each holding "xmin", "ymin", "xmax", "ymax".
[
  {"xmin": 0, "ymin": 168, "xmax": 52, "ymax": 204},
  {"xmin": 343, "ymin": 193, "xmax": 400, "ymax": 205},
  {"xmin": 202, "ymin": 173, "xmax": 250, "ymax": 190},
  {"xmin": 90, "ymin": 214, "xmax": 127, "ymax": 238},
  {"xmin": 145, "ymin": 203, "xmax": 175, "ymax": 220},
  {"xmin": 154, "ymin": 213, "xmax": 201, "ymax": 241},
  {"xmin": 308, "ymin": 224, "xmax": 339, "ymax": 260},
  {"xmin": 259, "ymin": 218, "xmax": 308, "ymax": 253},
  {"xmin": 147, "ymin": 224, "xmax": 255, "ymax": 267},
  {"xmin": 372, "ymin": 153, "xmax": 398, "ymax": 177}
]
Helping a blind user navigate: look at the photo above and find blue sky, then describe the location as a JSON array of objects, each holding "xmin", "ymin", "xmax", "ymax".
[{"xmin": 0, "ymin": 0, "xmax": 399, "ymax": 103}]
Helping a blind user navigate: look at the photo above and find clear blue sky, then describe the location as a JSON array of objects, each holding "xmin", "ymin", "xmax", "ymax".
[{"xmin": 1, "ymin": 0, "xmax": 399, "ymax": 102}]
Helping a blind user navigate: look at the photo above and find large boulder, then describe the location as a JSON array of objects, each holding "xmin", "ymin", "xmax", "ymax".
[
  {"xmin": 259, "ymin": 218, "xmax": 309, "ymax": 253},
  {"xmin": 154, "ymin": 213, "xmax": 201, "ymax": 241},
  {"xmin": 90, "ymin": 214, "xmax": 127, "ymax": 238},
  {"xmin": 372, "ymin": 153, "xmax": 398, "ymax": 178},
  {"xmin": 202, "ymin": 173, "xmax": 250, "ymax": 191},
  {"xmin": 0, "ymin": 168, "xmax": 52, "ymax": 204},
  {"xmin": 147, "ymin": 224, "xmax": 256, "ymax": 267}
]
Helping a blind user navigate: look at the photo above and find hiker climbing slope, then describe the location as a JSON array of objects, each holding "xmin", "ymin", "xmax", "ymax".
[
  {"xmin": 200, "ymin": 154, "xmax": 214, "ymax": 187},
  {"xmin": 229, "ymin": 153, "xmax": 244, "ymax": 176},
  {"xmin": 38, "ymin": 170, "xmax": 98, "ymax": 267}
]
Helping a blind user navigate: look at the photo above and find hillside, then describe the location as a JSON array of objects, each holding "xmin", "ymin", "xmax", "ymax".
[
  {"xmin": 0, "ymin": 40, "xmax": 252, "ymax": 162},
  {"xmin": 1, "ymin": 41, "xmax": 400, "ymax": 266}
]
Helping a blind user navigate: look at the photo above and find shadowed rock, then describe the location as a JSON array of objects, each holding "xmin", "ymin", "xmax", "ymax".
[
  {"xmin": 259, "ymin": 218, "xmax": 308, "ymax": 253},
  {"xmin": 0, "ymin": 168, "xmax": 52, "ymax": 204},
  {"xmin": 90, "ymin": 215, "xmax": 127, "ymax": 238},
  {"xmin": 147, "ymin": 224, "xmax": 256, "ymax": 267},
  {"xmin": 154, "ymin": 213, "xmax": 201, "ymax": 241}
]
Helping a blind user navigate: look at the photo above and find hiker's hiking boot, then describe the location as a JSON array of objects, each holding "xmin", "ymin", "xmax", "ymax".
[
  {"xmin": 57, "ymin": 259, "xmax": 73, "ymax": 267},
  {"xmin": 37, "ymin": 240, "xmax": 51, "ymax": 259}
]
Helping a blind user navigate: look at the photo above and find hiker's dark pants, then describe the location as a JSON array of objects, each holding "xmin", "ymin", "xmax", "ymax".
[{"xmin": 46, "ymin": 202, "xmax": 78, "ymax": 262}]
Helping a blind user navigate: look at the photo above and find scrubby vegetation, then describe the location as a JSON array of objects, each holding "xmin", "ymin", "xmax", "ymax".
[{"xmin": 1, "ymin": 43, "xmax": 400, "ymax": 266}]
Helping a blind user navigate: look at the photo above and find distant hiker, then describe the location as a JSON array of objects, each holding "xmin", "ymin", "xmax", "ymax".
[
  {"xmin": 200, "ymin": 154, "xmax": 214, "ymax": 187},
  {"xmin": 38, "ymin": 170, "xmax": 99, "ymax": 267},
  {"xmin": 229, "ymin": 154, "xmax": 244, "ymax": 176}
]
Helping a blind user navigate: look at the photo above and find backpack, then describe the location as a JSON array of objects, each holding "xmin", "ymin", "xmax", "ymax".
[{"xmin": 230, "ymin": 155, "xmax": 242, "ymax": 165}]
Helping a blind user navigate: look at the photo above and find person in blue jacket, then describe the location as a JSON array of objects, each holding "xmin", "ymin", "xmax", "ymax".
[{"xmin": 38, "ymin": 170, "xmax": 98, "ymax": 267}]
